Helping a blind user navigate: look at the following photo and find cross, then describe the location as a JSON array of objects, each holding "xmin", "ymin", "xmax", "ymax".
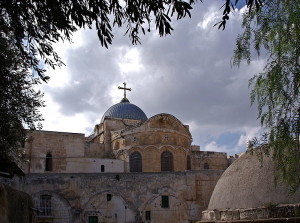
[{"xmin": 118, "ymin": 82, "xmax": 131, "ymax": 99}]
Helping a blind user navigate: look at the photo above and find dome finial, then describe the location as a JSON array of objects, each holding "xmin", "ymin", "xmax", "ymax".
[{"xmin": 118, "ymin": 82, "xmax": 131, "ymax": 102}]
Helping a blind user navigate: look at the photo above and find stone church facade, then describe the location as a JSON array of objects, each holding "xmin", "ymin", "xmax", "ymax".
[{"xmin": 5, "ymin": 84, "xmax": 236, "ymax": 223}]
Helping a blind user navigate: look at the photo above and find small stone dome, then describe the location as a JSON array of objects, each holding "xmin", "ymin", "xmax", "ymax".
[
  {"xmin": 207, "ymin": 152, "xmax": 300, "ymax": 210},
  {"xmin": 101, "ymin": 98, "xmax": 147, "ymax": 122}
]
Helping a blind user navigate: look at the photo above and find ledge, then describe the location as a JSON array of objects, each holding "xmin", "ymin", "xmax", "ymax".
[{"xmin": 201, "ymin": 203, "xmax": 300, "ymax": 222}]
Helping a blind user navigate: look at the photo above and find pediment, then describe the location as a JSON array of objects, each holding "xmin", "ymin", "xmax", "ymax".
[{"xmin": 122, "ymin": 113, "xmax": 191, "ymax": 137}]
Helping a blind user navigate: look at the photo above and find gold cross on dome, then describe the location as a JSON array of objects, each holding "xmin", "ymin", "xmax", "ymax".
[{"xmin": 118, "ymin": 82, "xmax": 131, "ymax": 99}]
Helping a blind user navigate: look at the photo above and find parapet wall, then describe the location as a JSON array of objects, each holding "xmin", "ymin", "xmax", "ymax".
[
  {"xmin": 201, "ymin": 203, "xmax": 300, "ymax": 222},
  {"xmin": 4, "ymin": 170, "xmax": 223, "ymax": 223},
  {"xmin": 191, "ymin": 151, "xmax": 228, "ymax": 170}
]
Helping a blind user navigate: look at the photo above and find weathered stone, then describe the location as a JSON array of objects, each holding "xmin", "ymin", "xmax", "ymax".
[
  {"xmin": 256, "ymin": 207, "xmax": 270, "ymax": 219},
  {"xmin": 3, "ymin": 97, "xmax": 237, "ymax": 223},
  {"xmin": 207, "ymin": 153, "xmax": 300, "ymax": 211},
  {"xmin": 240, "ymin": 208, "xmax": 257, "ymax": 220},
  {"xmin": 0, "ymin": 184, "xmax": 35, "ymax": 223}
]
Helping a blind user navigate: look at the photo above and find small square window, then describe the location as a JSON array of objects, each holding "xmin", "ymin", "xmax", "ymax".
[
  {"xmin": 161, "ymin": 196, "xmax": 169, "ymax": 208},
  {"xmin": 145, "ymin": 211, "xmax": 151, "ymax": 220},
  {"xmin": 88, "ymin": 216, "xmax": 98, "ymax": 223}
]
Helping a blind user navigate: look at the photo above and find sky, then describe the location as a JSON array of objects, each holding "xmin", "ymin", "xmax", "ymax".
[{"xmin": 39, "ymin": 1, "xmax": 266, "ymax": 155}]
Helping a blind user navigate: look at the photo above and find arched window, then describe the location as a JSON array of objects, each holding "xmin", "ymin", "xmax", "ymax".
[
  {"xmin": 130, "ymin": 152, "xmax": 142, "ymax": 172},
  {"xmin": 161, "ymin": 151, "xmax": 173, "ymax": 171},
  {"xmin": 39, "ymin": 195, "xmax": 52, "ymax": 216},
  {"xmin": 204, "ymin": 163, "xmax": 210, "ymax": 169},
  {"xmin": 45, "ymin": 153, "xmax": 52, "ymax": 171},
  {"xmin": 187, "ymin": 155, "xmax": 191, "ymax": 170}
]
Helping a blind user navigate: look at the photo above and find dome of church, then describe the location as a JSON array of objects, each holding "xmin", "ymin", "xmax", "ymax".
[
  {"xmin": 101, "ymin": 98, "xmax": 147, "ymax": 122},
  {"xmin": 207, "ymin": 152, "xmax": 300, "ymax": 210}
]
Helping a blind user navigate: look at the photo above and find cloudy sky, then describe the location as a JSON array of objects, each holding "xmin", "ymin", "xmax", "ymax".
[{"xmin": 39, "ymin": 1, "xmax": 266, "ymax": 155}]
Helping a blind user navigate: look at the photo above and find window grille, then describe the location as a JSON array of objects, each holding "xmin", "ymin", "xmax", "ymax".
[
  {"xmin": 88, "ymin": 216, "xmax": 98, "ymax": 223},
  {"xmin": 130, "ymin": 152, "xmax": 142, "ymax": 172},
  {"xmin": 38, "ymin": 195, "xmax": 52, "ymax": 216},
  {"xmin": 161, "ymin": 151, "xmax": 173, "ymax": 171}
]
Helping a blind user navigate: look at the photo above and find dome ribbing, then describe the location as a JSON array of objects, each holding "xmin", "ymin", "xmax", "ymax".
[{"xmin": 101, "ymin": 99, "xmax": 147, "ymax": 122}]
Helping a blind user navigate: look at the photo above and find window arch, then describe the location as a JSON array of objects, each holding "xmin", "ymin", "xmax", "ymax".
[
  {"xmin": 45, "ymin": 153, "xmax": 52, "ymax": 171},
  {"xmin": 130, "ymin": 152, "xmax": 142, "ymax": 172},
  {"xmin": 186, "ymin": 155, "xmax": 191, "ymax": 170},
  {"xmin": 161, "ymin": 150, "xmax": 173, "ymax": 171}
]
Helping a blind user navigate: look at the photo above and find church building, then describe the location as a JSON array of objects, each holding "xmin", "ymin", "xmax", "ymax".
[{"xmin": 6, "ymin": 83, "xmax": 235, "ymax": 223}]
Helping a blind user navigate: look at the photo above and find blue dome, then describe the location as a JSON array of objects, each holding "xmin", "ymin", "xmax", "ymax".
[{"xmin": 101, "ymin": 98, "xmax": 147, "ymax": 122}]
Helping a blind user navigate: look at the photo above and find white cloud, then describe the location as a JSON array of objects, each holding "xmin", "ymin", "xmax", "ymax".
[
  {"xmin": 203, "ymin": 141, "xmax": 227, "ymax": 153},
  {"xmin": 197, "ymin": 6, "xmax": 220, "ymax": 30},
  {"xmin": 237, "ymin": 127, "xmax": 261, "ymax": 147},
  {"xmin": 37, "ymin": 1, "xmax": 265, "ymax": 155}
]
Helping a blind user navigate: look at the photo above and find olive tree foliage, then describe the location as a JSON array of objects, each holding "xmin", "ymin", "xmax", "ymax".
[
  {"xmin": 0, "ymin": 0, "xmax": 202, "ymax": 81},
  {"xmin": 0, "ymin": 34, "xmax": 44, "ymax": 163},
  {"xmin": 0, "ymin": 0, "xmax": 261, "ymax": 81},
  {"xmin": 215, "ymin": 0, "xmax": 263, "ymax": 30},
  {"xmin": 233, "ymin": 0, "xmax": 300, "ymax": 191}
]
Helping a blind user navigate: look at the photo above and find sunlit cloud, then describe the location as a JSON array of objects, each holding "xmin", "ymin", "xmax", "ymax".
[{"xmin": 39, "ymin": 1, "xmax": 265, "ymax": 155}]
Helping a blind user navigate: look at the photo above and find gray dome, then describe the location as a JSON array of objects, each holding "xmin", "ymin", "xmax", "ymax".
[
  {"xmin": 207, "ymin": 152, "xmax": 300, "ymax": 210},
  {"xmin": 101, "ymin": 98, "xmax": 147, "ymax": 122}
]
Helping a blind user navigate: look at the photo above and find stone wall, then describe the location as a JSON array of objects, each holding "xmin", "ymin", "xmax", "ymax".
[
  {"xmin": 112, "ymin": 114, "xmax": 193, "ymax": 172},
  {"xmin": 191, "ymin": 151, "xmax": 228, "ymax": 171},
  {"xmin": 25, "ymin": 130, "xmax": 123, "ymax": 174},
  {"xmin": 201, "ymin": 203, "xmax": 300, "ymax": 221},
  {"xmin": 121, "ymin": 145, "xmax": 188, "ymax": 172},
  {"xmin": 0, "ymin": 183, "xmax": 36, "ymax": 223},
  {"xmin": 25, "ymin": 130, "xmax": 86, "ymax": 173},
  {"xmin": 5, "ymin": 170, "xmax": 223, "ymax": 223}
]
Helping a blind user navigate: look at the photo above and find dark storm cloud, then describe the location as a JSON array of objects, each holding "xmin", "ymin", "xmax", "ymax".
[
  {"xmin": 42, "ymin": 1, "xmax": 264, "ymax": 153},
  {"xmin": 130, "ymin": 2, "xmax": 261, "ymax": 128},
  {"xmin": 43, "ymin": 29, "xmax": 125, "ymax": 119}
]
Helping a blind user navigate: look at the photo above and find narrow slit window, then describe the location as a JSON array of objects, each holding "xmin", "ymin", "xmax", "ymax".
[
  {"xmin": 101, "ymin": 165, "xmax": 105, "ymax": 172},
  {"xmin": 145, "ymin": 211, "xmax": 151, "ymax": 220},
  {"xmin": 45, "ymin": 153, "xmax": 52, "ymax": 171},
  {"xmin": 204, "ymin": 163, "xmax": 210, "ymax": 169},
  {"xmin": 187, "ymin": 155, "xmax": 191, "ymax": 170}
]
